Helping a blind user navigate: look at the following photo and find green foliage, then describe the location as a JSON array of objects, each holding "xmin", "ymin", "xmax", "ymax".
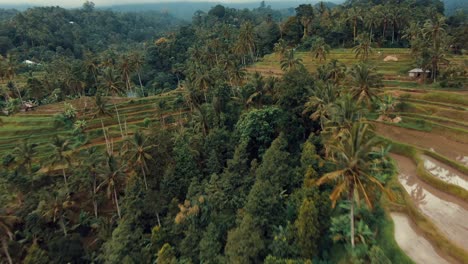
[
  {"xmin": 156, "ymin": 243, "xmax": 177, "ymax": 264},
  {"xmin": 295, "ymin": 198, "xmax": 320, "ymax": 259},
  {"xmin": 369, "ymin": 246, "xmax": 392, "ymax": 264},
  {"xmin": 225, "ymin": 214, "xmax": 265, "ymax": 263},
  {"xmin": 23, "ymin": 243, "xmax": 50, "ymax": 264}
]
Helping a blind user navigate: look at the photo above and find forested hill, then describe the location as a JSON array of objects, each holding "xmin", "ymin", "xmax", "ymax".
[
  {"xmin": 0, "ymin": 5, "xmax": 183, "ymax": 60},
  {"xmin": 106, "ymin": 1, "xmax": 339, "ymax": 21}
]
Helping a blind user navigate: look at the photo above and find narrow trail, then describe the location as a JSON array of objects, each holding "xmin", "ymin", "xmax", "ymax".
[
  {"xmin": 376, "ymin": 123, "xmax": 468, "ymax": 165},
  {"xmin": 421, "ymin": 155, "xmax": 468, "ymax": 190},
  {"xmin": 391, "ymin": 213, "xmax": 451, "ymax": 264},
  {"xmin": 390, "ymin": 154, "xmax": 468, "ymax": 251}
]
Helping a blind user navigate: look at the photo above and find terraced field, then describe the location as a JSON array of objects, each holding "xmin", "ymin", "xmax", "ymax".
[
  {"xmin": 249, "ymin": 48, "xmax": 468, "ymax": 263},
  {"xmin": 0, "ymin": 89, "xmax": 189, "ymax": 160}
]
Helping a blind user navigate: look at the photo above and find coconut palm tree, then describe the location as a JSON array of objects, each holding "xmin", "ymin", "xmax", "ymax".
[
  {"xmin": 273, "ymin": 39, "xmax": 288, "ymax": 59},
  {"xmin": 124, "ymin": 131, "xmax": 155, "ymax": 190},
  {"xmin": 317, "ymin": 122, "xmax": 390, "ymax": 249},
  {"xmin": 97, "ymin": 153, "xmax": 125, "ymax": 219},
  {"xmin": 365, "ymin": 8, "xmax": 380, "ymax": 42},
  {"xmin": 130, "ymin": 52, "xmax": 145, "ymax": 91},
  {"xmin": 353, "ymin": 35, "xmax": 373, "ymax": 61},
  {"xmin": 48, "ymin": 136, "xmax": 72, "ymax": 192},
  {"xmin": 235, "ymin": 22, "xmax": 256, "ymax": 64},
  {"xmin": 346, "ymin": 7, "xmax": 363, "ymax": 43},
  {"xmin": 119, "ymin": 55, "xmax": 134, "ymax": 93},
  {"xmin": 311, "ymin": 37, "xmax": 331, "ymax": 62},
  {"xmin": 303, "ymin": 82, "xmax": 339, "ymax": 130},
  {"xmin": 13, "ymin": 140, "xmax": 36, "ymax": 185},
  {"xmin": 92, "ymin": 93, "xmax": 112, "ymax": 118},
  {"xmin": 100, "ymin": 67, "xmax": 125, "ymax": 96},
  {"xmin": 349, "ymin": 63, "xmax": 382, "ymax": 107},
  {"xmin": 0, "ymin": 213, "xmax": 19, "ymax": 264},
  {"xmin": 280, "ymin": 49, "xmax": 303, "ymax": 71}
]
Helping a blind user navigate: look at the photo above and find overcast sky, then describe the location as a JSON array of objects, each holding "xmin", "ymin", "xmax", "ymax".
[{"xmin": 0, "ymin": 0, "xmax": 272, "ymax": 8}]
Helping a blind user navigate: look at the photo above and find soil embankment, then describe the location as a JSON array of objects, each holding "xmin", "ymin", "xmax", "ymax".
[{"xmin": 377, "ymin": 124, "xmax": 468, "ymax": 165}]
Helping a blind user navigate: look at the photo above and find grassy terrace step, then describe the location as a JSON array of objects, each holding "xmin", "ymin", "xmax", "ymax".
[
  {"xmin": 397, "ymin": 112, "xmax": 468, "ymax": 129},
  {"xmin": 400, "ymin": 98, "xmax": 468, "ymax": 111}
]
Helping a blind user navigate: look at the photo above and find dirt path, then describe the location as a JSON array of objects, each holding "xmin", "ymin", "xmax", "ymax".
[
  {"xmin": 421, "ymin": 155, "xmax": 468, "ymax": 190},
  {"xmin": 391, "ymin": 154, "xmax": 468, "ymax": 251},
  {"xmin": 376, "ymin": 123, "xmax": 468, "ymax": 165},
  {"xmin": 391, "ymin": 213, "xmax": 451, "ymax": 264}
]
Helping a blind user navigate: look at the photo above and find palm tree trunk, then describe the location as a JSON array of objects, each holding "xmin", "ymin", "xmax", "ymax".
[
  {"xmin": 141, "ymin": 164, "xmax": 148, "ymax": 190},
  {"xmin": 353, "ymin": 19, "xmax": 357, "ymax": 42},
  {"xmin": 93, "ymin": 173, "xmax": 98, "ymax": 218},
  {"xmin": 113, "ymin": 187, "xmax": 121, "ymax": 219},
  {"xmin": 349, "ymin": 186, "xmax": 355, "ymax": 249},
  {"xmin": 62, "ymin": 168, "xmax": 68, "ymax": 193},
  {"xmin": 1, "ymin": 238, "xmax": 12, "ymax": 264},
  {"xmin": 60, "ymin": 216, "xmax": 67, "ymax": 236},
  {"xmin": 137, "ymin": 71, "xmax": 144, "ymax": 93}
]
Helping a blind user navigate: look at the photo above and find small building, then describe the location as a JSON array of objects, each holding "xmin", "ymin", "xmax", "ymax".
[
  {"xmin": 23, "ymin": 60, "xmax": 36, "ymax": 65},
  {"xmin": 408, "ymin": 68, "xmax": 430, "ymax": 78}
]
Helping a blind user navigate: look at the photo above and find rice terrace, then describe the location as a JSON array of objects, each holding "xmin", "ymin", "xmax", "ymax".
[{"xmin": 0, "ymin": 0, "xmax": 467, "ymax": 263}]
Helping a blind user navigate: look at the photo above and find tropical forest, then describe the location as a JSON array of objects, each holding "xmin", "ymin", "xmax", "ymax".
[{"xmin": 0, "ymin": 0, "xmax": 467, "ymax": 263}]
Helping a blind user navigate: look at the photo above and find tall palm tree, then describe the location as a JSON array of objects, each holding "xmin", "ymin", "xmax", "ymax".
[
  {"xmin": 48, "ymin": 136, "xmax": 72, "ymax": 192},
  {"xmin": 303, "ymin": 82, "xmax": 339, "ymax": 130},
  {"xmin": 317, "ymin": 122, "xmax": 390, "ymax": 249},
  {"xmin": 13, "ymin": 140, "xmax": 36, "ymax": 185},
  {"xmin": 346, "ymin": 7, "xmax": 363, "ymax": 43},
  {"xmin": 311, "ymin": 37, "xmax": 331, "ymax": 62},
  {"xmin": 194, "ymin": 67, "xmax": 214, "ymax": 102},
  {"xmin": 124, "ymin": 131, "xmax": 155, "ymax": 190},
  {"xmin": 4, "ymin": 55, "xmax": 22, "ymax": 103},
  {"xmin": 100, "ymin": 67, "xmax": 125, "ymax": 96},
  {"xmin": 365, "ymin": 8, "xmax": 380, "ymax": 42},
  {"xmin": 92, "ymin": 93, "xmax": 112, "ymax": 118},
  {"xmin": 280, "ymin": 49, "xmax": 303, "ymax": 71},
  {"xmin": 349, "ymin": 63, "xmax": 382, "ymax": 107},
  {"xmin": 0, "ymin": 213, "xmax": 19, "ymax": 264},
  {"xmin": 97, "ymin": 153, "xmax": 125, "ymax": 219},
  {"xmin": 131, "ymin": 52, "xmax": 145, "ymax": 92},
  {"xmin": 235, "ymin": 22, "xmax": 256, "ymax": 64},
  {"xmin": 273, "ymin": 39, "xmax": 288, "ymax": 59},
  {"xmin": 119, "ymin": 55, "xmax": 134, "ymax": 93},
  {"xmin": 353, "ymin": 35, "xmax": 373, "ymax": 61}
]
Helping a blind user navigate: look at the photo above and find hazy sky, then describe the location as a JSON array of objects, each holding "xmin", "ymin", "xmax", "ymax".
[{"xmin": 0, "ymin": 0, "xmax": 273, "ymax": 7}]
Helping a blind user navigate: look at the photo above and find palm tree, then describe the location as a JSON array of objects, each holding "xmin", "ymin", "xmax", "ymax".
[
  {"xmin": 317, "ymin": 59, "xmax": 347, "ymax": 85},
  {"xmin": 353, "ymin": 35, "xmax": 373, "ymax": 61},
  {"xmin": 131, "ymin": 52, "xmax": 145, "ymax": 92},
  {"xmin": 124, "ymin": 131, "xmax": 155, "ymax": 190},
  {"xmin": 317, "ymin": 122, "xmax": 390, "ymax": 249},
  {"xmin": 92, "ymin": 93, "xmax": 112, "ymax": 118},
  {"xmin": 365, "ymin": 8, "xmax": 380, "ymax": 42},
  {"xmin": 273, "ymin": 39, "xmax": 288, "ymax": 59},
  {"xmin": 311, "ymin": 37, "xmax": 331, "ymax": 62},
  {"xmin": 303, "ymin": 82, "xmax": 339, "ymax": 130},
  {"xmin": 100, "ymin": 67, "xmax": 125, "ymax": 96},
  {"xmin": 346, "ymin": 7, "xmax": 363, "ymax": 43},
  {"xmin": 13, "ymin": 140, "xmax": 36, "ymax": 185},
  {"xmin": 422, "ymin": 16, "xmax": 449, "ymax": 82},
  {"xmin": 119, "ymin": 55, "xmax": 134, "ymax": 93},
  {"xmin": 349, "ymin": 63, "xmax": 382, "ymax": 107},
  {"xmin": 235, "ymin": 22, "xmax": 256, "ymax": 64},
  {"xmin": 280, "ymin": 49, "xmax": 303, "ymax": 71},
  {"xmin": 97, "ymin": 153, "xmax": 125, "ymax": 219},
  {"xmin": 4, "ymin": 54, "xmax": 22, "ymax": 103},
  {"xmin": 0, "ymin": 213, "xmax": 19, "ymax": 264},
  {"xmin": 194, "ymin": 67, "xmax": 214, "ymax": 102},
  {"xmin": 77, "ymin": 147, "xmax": 104, "ymax": 218},
  {"xmin": 48, "ymin": 136, "xmax": 72, "ymax": 192}
]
